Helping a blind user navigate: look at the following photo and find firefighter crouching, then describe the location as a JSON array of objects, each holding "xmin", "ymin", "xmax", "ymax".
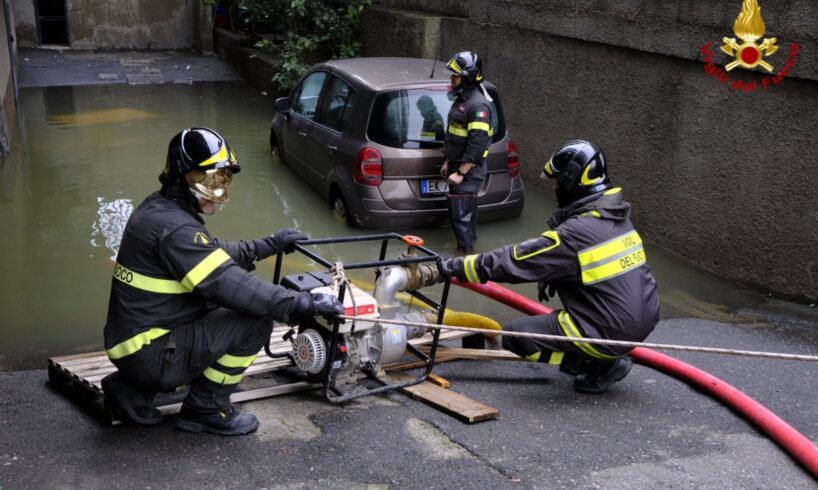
[
  {"xmin": 102, "ymin": 127, "xmax": 343, "ymax": 435},
  {"xmin": 438, "ymin": 140, "xmax": 660, "ymax": 394}
]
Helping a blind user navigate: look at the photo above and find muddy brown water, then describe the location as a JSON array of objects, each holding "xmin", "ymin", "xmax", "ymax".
[{"xmin": 0, "ymin": 81, "xmax": 765, "ymax": 370}]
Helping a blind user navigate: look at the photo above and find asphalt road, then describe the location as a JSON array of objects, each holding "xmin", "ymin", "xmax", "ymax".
[{"xmin": 1, "ymin": 301, "xmax": 817, "ymax": 489}]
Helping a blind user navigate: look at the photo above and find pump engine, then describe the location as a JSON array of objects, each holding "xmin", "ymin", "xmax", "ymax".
[{"xmin": 281, "ymin": 269, "xmax": 432, "ymax": 386}]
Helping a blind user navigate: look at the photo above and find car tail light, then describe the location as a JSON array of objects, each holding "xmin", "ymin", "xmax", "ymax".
[
  {"xmin": 354, "ymin": 147, "xmax": 383, "ymax": 186},
  {"xmin": 506, "ymin": 139, "xmax": 520, "ymax": 177}
]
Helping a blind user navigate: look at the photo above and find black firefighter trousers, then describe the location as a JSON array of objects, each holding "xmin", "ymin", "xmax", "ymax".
[
  {"xmin": 447, "ymin": 193, "xmax": 478, "ymax": 254},
  {"xmin": 111, "ymin": 308, "xmax": 273, "ymax": 414},
  {"xmin": 501, "ymin": 312, "xmax": 626, "ymax": 374}
]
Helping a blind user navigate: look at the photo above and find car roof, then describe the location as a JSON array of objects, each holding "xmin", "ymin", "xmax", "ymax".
[{"xmin": 318, "ymin": 57, "xmax": 453, "ymax": 91}]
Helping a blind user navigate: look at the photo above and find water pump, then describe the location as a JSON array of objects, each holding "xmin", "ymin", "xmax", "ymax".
[{"xmin": 270, "ymin": 233, "xmax": 447, "ymax": 403}]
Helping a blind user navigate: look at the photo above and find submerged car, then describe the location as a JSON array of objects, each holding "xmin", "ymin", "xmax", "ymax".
[{"xmin": 270, "ymin": 57, "xmax": 524, "ymax": 228}]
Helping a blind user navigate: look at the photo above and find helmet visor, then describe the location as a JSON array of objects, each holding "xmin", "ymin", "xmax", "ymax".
[{"xmin": 185, "ymin": 168, "xmax": 233, "ymax": 204}]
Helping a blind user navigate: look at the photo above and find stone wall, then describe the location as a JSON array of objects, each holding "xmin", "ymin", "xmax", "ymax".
[
  {"xmin": 9, "ymin": 0, "xmax": 203, "ymax": 50},
  {"xmin": 361, "ymin": 0, "xmax": 818, "ymax": 302}
]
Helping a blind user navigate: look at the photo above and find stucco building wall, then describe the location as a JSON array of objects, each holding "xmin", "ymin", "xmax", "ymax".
[
  {"xmin": 10, "ymin": 0, "xmax": 198, "ymax": 50},
  {"xmin": 361, "ymin": 0, "xmax": 818, "ymax": 302},
  {"xmin": 0, "ymin": 1, "xmax": 17, "ymax": 155}
]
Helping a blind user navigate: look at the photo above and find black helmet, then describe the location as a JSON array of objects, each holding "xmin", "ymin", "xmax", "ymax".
[
  {"xmin": 160, "ymin": 127, "xmax": 240, "ymax": 204},
  {"xmin": 446, "ymin": 51, "xmax": 484, "ymax": 85},
  {"xmin": 541, "ymin": 140, "xmax": 611, "ymax": 206}
]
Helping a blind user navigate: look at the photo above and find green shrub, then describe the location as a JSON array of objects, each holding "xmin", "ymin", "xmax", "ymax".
[{"xmin": 246, "ymin": 0, "xmax": 371, "ymax": 91}]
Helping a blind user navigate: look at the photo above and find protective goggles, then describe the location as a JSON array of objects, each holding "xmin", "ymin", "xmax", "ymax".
[{"xmin": 185, "ymin": 168, "xmax": 233, "ymax": 205}]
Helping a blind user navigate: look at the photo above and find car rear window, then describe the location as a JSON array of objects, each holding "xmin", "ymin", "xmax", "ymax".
[{"xmin": 368, "ymin": 87, "xmax": 504, "ymax": 149}]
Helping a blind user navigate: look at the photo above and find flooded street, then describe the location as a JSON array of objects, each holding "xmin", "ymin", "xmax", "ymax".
[{"xmin": 0, "ymin": 80, "xmax": 766, "ymax": 370}]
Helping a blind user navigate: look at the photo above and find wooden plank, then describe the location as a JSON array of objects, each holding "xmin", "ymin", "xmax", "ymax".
[
  {"xmin": 73, "ymin": 365, "xmax": 117, "ymax": 379},
  {"xmin": 426, "ymin": 373, "xmax": 450, "ymax": 389},
  {"xmin": 384, "ymin": 355, "xmax": 461, "ymax": 372},
  {"xmin": 49, "ymin": 351, "xmax": 107, "ymax": 363},
  {"xmin": 419, "ymin": 347, "xmax": 524, "ymax": 362},
  {"xmin": 389, "ymin": 373, "xmax": 500, "ymax": 423},
  {"xmin": 54, "ymin": 355, "xmax": 110, "ymax": 368}
]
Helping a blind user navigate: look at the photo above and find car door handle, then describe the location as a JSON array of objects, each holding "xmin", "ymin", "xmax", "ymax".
[
  {"xmin": 298, "ymin": 131, "xmax": 307, "ymax": 137},
  {"xmin": 326, "ymin": 145, "xmax": 338, "ymax": 153}
]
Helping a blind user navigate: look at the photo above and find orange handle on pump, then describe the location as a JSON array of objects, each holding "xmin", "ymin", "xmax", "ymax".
[{"xmin": 401, "ymin": 235, "xmax": 425, "ymax": 248}]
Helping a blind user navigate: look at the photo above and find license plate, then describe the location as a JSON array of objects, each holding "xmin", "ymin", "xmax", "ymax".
[{"xmin": 421, "ymin": 179, "xmax": 448, "ymax": 195}]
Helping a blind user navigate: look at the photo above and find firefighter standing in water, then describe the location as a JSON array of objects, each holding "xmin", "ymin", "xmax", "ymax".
[
  {"xmin": 440, "ymin": 51, "xmax": 494, "ymax": 254},
  {"xmin": 102, "ymin": 127, "xmax": 343, "ymax": 435},
  {"xmin": 439, "ymin": 140, "xmax": 660, "ymax": 393}
]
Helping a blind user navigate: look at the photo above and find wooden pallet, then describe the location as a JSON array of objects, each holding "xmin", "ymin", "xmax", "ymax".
[{"xmin": 47, "ymin": 327, "xmax": 487, "ymax": 424}]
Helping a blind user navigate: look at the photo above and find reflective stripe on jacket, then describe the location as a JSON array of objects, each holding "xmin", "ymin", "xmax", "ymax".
[
  {"xmin": 104, "ymin": 191, "xmax": 308, "ymax": 353},
  {"xmin": 450, "ymin": 188, "xmax": 660, "ymax": 352}
]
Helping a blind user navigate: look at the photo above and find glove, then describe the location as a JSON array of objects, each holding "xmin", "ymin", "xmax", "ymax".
[
  {"xmin": 254, "ymin": 228, "xmax": 308, "ymax": 260},
  {"xmin": 436, "ymin": 256, "xmax": 455, "ymax": 283},
  {"xmin": 537, "ymin": 280, "xmax": 557, "ymax": 303},
  {"xmin": 310, "ymin": 293, "xmax": 345, "ymax": 322},
  {"xmin": 271, "ymin": 228, "xmax": 308, "ymax": 254}
]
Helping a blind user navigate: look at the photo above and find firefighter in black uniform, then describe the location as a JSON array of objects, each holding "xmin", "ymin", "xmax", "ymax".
[
  {"xmin": 416, "ymin": 95, "xmax": 445, "ymax": 142},
  {"xmin": 439, "ymin": 140, "xmax": 660, "ymax": 394},
  {"xmin": 102, "ymin": 127, "xmax": 344, "ymax": 435},
  {"xmin": 440, "ymin": 51, "xmax": 493, "ymax": 254}
]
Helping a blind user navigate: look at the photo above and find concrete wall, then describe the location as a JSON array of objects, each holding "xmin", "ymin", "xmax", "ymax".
[
  {"xmin": 361, "ymin": 0, "xmax": 818, "ymax": 302},
  {"xmin": 10, "ymin": 0, "xmax": 201, "ymax": 50}
]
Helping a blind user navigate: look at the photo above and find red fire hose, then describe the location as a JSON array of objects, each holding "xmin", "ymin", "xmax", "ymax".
[{"xmin": 454, "ymin": 280, "xmax": 818, "ymax": 478}]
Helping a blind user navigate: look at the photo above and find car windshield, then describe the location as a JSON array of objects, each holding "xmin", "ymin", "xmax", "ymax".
[{"xmin": 368, "ymin": 87, "xmax": 504, "ymax": 149}]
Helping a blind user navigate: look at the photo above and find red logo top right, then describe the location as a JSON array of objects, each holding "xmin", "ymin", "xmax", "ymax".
[{"xmin": 700, "ymin": 0, "xmax": 800, "ymax": 92}]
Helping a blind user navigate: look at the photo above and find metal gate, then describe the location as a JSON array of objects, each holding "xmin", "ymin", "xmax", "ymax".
[{"xmin": 36, "ymin": 0, "xmax": 69, "ymax": 45}]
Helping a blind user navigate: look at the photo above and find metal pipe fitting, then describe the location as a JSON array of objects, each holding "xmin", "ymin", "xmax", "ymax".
[
  {"xmin": 373, "ymin": 263, "xmax": 440, "ymax": 307},
  {"xmin": 373, "ymin": 266, "xmax": 409, "ymax": 307}
]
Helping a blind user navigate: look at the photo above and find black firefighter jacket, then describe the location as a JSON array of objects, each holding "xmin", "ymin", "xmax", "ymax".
[
  {"xmin": 104, "ymin": 191, "xmax": 308, "ymax": 357},
  {"xmin": 442, "ymin": 86, "xmax": 492, "ymax": 194},
  {"xmin": 448, "ymin": 188, "xmax": 660, "ymax": 356}
]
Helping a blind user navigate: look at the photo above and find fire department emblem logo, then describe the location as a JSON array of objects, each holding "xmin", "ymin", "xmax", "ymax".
[
  {"xmin": 720, "ymin": 0, "xmax": 778, "ymax": 72},
  {"xmin": 193, "ymin": 232, "xmax": 210, "ymax": 245},
  {"xmin": 700, "ymin": 0, "xmax": 799, "ymax": 92}
]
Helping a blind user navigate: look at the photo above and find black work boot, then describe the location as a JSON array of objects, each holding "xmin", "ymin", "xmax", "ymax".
[
  {"xmin": 558, "ymin": 352, "xmax": 596, "ymax": 376},
  {"xmin": 176, "ymin": 406, "xmax": 259, "ymax": 436},
  {"xmin": 101, "ymin": 372, "xmax": 163, "ymax": 425},
  {"xmin": 573, "ymin": 357, "xmax": 633, "ymax": 394}
]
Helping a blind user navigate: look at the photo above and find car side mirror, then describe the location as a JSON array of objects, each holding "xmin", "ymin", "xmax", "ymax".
[{"xmin": 275, "ymin": 97, "xmax": 291, "ymax": 118}]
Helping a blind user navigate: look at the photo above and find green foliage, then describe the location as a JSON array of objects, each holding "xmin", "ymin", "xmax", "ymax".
[{"xmin": 248, "ymin": 0, "xmax": 371, "ymax": 91}]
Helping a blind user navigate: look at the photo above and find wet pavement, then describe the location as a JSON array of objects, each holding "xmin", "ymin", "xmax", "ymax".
[
  {"xmin": 0, "ymin": 49, "xmax": 816, "ymax": 488},
  {"xmin": 17, "ymin": 48, "xmax": 241, "ymax": 88}
]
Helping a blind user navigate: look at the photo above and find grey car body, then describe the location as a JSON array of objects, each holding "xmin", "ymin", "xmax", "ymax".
[{"xmin": 270, "ymin": 57, "xmax": 524, "ymax": 229}]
